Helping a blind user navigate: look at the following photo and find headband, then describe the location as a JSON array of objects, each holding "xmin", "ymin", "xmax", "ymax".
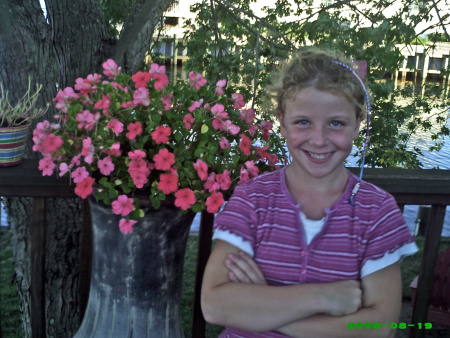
[{"xmin": 331, "ymin": 60, "xmax": 371, "ymax": 206}]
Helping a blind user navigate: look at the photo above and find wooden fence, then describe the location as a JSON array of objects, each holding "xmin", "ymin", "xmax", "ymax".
[{"xmin": 0, "ymin": 160, "xmax": 449, "ymax": 338}]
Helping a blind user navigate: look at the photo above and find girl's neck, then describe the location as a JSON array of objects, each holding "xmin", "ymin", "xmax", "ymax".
[{"xmin": 284, "ymin": 165, "xmax": 349, "ymax": 219}]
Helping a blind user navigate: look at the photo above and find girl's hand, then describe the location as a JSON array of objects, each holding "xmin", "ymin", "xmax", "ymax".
[{"xmin": 224, "ymin": 251, "xmax": 267, "ymax": 285}]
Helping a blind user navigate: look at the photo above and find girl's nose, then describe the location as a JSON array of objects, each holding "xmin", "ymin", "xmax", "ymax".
[{"xmin": 309, "ymin": 126, "xmax": 328, "ymax": 146}]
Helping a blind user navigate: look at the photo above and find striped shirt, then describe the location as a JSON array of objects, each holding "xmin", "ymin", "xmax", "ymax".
[{"xmin": 214, "ymin": 167, "xmax": 417, "ymax": 337}]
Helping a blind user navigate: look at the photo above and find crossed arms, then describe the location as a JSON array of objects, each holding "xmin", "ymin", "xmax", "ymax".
[{"xmin": 201, "ymin": 240, "xmax": 401, "ymax": 338}]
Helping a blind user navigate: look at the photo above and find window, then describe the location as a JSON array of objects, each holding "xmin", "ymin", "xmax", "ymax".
[{"xmin": 165, "ymin": 17, "xmax": 179, "ymax": 26}]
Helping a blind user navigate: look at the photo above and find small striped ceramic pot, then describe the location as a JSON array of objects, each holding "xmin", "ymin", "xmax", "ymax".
[{"xmin": 0, "ymin": 124, "xmax": 30, "ymax": 167}]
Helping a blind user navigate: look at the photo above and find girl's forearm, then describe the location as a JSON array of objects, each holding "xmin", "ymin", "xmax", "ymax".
[{"xmin": 201, "ymin": 280, "xmax": 361, "ymax": 332}]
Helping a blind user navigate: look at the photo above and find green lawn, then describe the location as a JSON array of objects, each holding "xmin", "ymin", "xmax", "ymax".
[{"xmin": 1, "ymin": 228, "xmax": 449, "ymax": 338}]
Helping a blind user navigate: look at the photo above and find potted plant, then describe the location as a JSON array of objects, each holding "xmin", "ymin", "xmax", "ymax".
[
  {"xmin": 0, "ymin": 77, "xmax": 48, "ymax": 166},
  {"xmin": 32, "ymin": 59, "xmax": 283, "ymax": 337}
]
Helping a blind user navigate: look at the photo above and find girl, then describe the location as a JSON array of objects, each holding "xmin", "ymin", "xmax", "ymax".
[{"xmin": 201, "ymin": 49, "xmax": 418, "ymax": 338}]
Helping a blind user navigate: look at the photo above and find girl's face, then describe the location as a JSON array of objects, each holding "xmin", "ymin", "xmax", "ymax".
[{"xmin": 279, "ymin": 87, "xmax": 361, "ymax": 181}]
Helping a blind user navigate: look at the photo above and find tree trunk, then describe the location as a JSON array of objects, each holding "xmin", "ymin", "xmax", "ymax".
[{"xmin": 0, "ymin": 0, "xmax": 173, "ymax": 336}]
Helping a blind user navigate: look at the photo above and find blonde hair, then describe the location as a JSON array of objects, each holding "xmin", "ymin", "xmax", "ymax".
[{"xmin": 266, "ymin": 49, "xmax": 368, "ymax": 119}]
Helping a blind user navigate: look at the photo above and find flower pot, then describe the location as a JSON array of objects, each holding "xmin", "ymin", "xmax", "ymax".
[
  {"xmin": 74, "ymin": 197, "xmax": 196, "ymax": 338},
  {"xmin": 0, "ymin": 124, "xmax": 30, "ymax": 167}
]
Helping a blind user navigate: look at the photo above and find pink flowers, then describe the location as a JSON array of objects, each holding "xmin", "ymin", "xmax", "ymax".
[
  {"xmin": 103, "ymin": 59, "xmax": 121, "ymax": 79},
  {"xmin": 158, "ymin": 171, "xmax": 179, "ymax": 194},
  {"xmin": 128, "ymin": 150, "xmax": 151, "ymax": 189},
  {"xmin": 33, "ymin": 58, "xmax": 283, "ymax": 234},
  {"xmin": 151, "ymin": 125, "xmax": 171, "ymax": 144},
  {"xmin": 112, "ymin": 195, "xmax": 135, "ymax": 216},
  {"xmin": 153, "ymin": 148, "xmax": 175, "ymax": 171},
  {"xmin": 239, "ymin": 134, "xmax": 252, "ymax": 156},
  {"xmin": 206, "ymin": 191, "xmax": 225, "ymax": 213},
  {"xmin": 74, "ymin": 177, "xmax": 95, "ymax": 199},
  {"xmin": 193, "ymin": 159, "xmax": 208, "ymax": 180},
  {"xmin": 189, "ymin": 71, "xmax": 207, "ymax": 90},
  {"xmin": 175, "ymin": 188, "xmax": 196, "ymax": 210},
  {"xmin": 126, "ymin": 122, "xmax": 143, "ymax": 140}
]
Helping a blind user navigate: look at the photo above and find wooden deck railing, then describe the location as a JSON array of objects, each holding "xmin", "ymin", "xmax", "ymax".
[{"xmin": 0, "ymin": 160, "xmax": 449, "ymax": 338}]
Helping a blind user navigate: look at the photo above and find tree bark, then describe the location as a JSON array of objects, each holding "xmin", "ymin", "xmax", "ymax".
[{"xmin": 0, "ymin": 0, "xmax": 173, "ymax": 336}]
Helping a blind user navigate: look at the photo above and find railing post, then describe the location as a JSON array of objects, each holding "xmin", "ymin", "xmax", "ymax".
[
  {"xmin": 30, "ymin": 197, "xmax": 46, "ymax": 338},
  {"xmin": 409, "ymin": 204, "xmax": 446, "ymax": 338},
  {"xmin": 191, "ymin": 211, "xmax": 214, "ymax": 338}
]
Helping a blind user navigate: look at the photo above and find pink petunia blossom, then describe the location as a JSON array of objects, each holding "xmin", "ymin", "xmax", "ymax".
[
  {"xmin": 158, "ymin": 171, "xmax": 179, "ymax": 194},
  {"xmin": 128, "ymin": 149, "xmax": 146, "ymax": 160},
  {"xmin": 72, "ymin": 166, "xmax": 89, "ymax": 183},
  {"xmin": 193, "ymin": 159, "xmax": 208, "ymax": 180},
  {"xmin": 74, "ymin": 176, "xmax": 95, "ymax": 199},
  {"xmin": 151, "ymin": 125, "xmax": 171, "ymax": 144},
  {"xmin": 75, "ymin": 110, "xmax": 100, "ymax": 130},
  {"xmin": 189, "ymin": 71, "xmax": 207, "ymax": 90},
  {"xmin": 240, "ymin": 108, "xmax": 255, "ymax": 124},
  {"xmin": 222, "ymin": 120, "xmax": 240, "ymax": 135},
  {"xmin": 59, "ymin": 163, "xmax": 71, "ymax": 177},
  {"xmin": 248, "ymin": 125, "xmax": 259, "ymax": 137},
  {"xmin": 219, "ymin": 137, "xmax": 231, "ymax": 149},
  {"xmin": 53, "ymin": 87, "xmax": 78, "ymax": 112},
  {"xmin": 131, "ymin": 71, "xmax": 152, "ymax": 88},
  {"xmin": 216, "ymin": 170, "xmax": 232, "ymax": 190},
  {"xmin": 215, "ymin": 79, "xmax": 227, "ymax": 95},
  {"xmin": 260, "ymin": 121, "xmax": 273, "ymax": 141},
  {"xmin": 106, "ymin": 119, "xmax": 124, "ymax": 136},
  {"xmin": 82, "ymin": 137, "xmax": 95, "ymax": 164},
  {"xmin": 245, "ymin": 161, "xmax": 259, "ymax": 177},
  {"xmin": 149, "ymin": 64, "xmax": 169, "ymax": 90},
  {"xmin": 183, "ymin": 113, "xmax": 195, "ymax": 130},
  {"xmin": 98, "ymin": 156, "xmax": 114, "ymax": 175},
  {"xmin": 204, "ymin": 173, "xmax": 220, "ymax": 193},
  {"xmin": 160, "ymin": 94, "xmax": 173, "ymax": 110},
  {"xmin": 126, "ymin": 121, "xmax": 143, "ymax": 140},
  {"xmin": 104, "ymin": 142, "xmax": 122, "ymax": 157},
  {"xmin": 75, "ymin": 74, "xmax": 101, "ymax": 94},
  {"xmin": 205, "ymin": 191, "xmax": 225, "ymax": 214},
  {"xmin": 153, "ymin": 148, "xmax": 175, "ymax": 171},
  {"xmin": 210, "ymin": 104, "xmax": 228, "ymax": 119},
  {"xmin": 188, "ymin": 99, "xmax": 203, "ymax": 112},
  {"xmin": 94, "ymin": 94, "xmax": 111, "ymax": 115},
  {"xmin": 112, "ymin": 195, "xmax": 135, "ymax": 216},
  {"xmin": 133, "ymin": 87, "xmax": 150, "ymax": 106},
  {"xmin": 103, "ymin": 59, "xmax": 121, "ymax": 79},
  {"xmin": 239, "ymin": 133, "xmax": 252, "ymax": 156},
  {"xmin": 39, "ymin": 133, "xmax": 64, "ymax": 154},
  {"xmin": 239, "ymin": 168, "xmax": 250, "ymax": 184},
  {"xmin": 119, "ymin": 218, "xmax": 137, "ymax": 234},
  {"xmin": 174, "ymin": 188, "xmax": 196, "ymax": 210},
  {"xmin": 39, "ymin": 157, "xmax": 56, "ymax": 176},
  {"xmin": 231, "ymin": 93, "xmax": 245, "ymax": 109}
]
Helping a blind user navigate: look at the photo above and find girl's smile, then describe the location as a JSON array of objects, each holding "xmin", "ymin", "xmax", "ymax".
[{"xmin": 279, "ymin": 87, "xmax": 361, "ymax": 183}]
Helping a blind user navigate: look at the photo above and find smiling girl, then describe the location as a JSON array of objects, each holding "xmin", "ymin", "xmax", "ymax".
[{"xmin": 201, "ymin": 49, "xmax": 418, "ymax": 338}]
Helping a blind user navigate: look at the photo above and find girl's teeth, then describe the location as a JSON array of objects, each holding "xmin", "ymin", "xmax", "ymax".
[{"xmin": 308, "ymin": 152, "xmax": 330, "ymax": 159}]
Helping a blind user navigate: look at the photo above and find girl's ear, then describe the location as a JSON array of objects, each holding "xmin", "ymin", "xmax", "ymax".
[
  {"xmin": 353, "ymin": 114, "xmax": 363, "ymax": 139},
  {"xmin": 277, "ymin": 111, "xmax": 287, "ymax": 137}
]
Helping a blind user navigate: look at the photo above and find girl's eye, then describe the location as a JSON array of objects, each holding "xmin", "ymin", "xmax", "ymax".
[
  {"xmin": 296, "ymin": 120, "xmax": 309, "ymax": 126},
  {"xmin": 330, "ymin": 121, "xmax": 344, "ymax": 127}
]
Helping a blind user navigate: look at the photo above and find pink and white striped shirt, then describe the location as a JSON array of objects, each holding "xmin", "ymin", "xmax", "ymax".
[{"xmin": 213, "ymin": 167, "xmax": 417, "ymax": 337}]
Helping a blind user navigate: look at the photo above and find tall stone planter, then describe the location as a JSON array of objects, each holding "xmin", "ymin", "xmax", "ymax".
[{"xmin": 74, "ymin": 197, "xmax": 196, "ymax": 338}]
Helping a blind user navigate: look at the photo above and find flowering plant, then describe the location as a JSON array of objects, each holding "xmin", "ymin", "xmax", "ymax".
[{"xmin": 33, "ymin": 60, "xmax": 281, "ymax": 233}]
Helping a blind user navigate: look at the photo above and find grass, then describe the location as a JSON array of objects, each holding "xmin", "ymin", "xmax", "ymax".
[{"xmin": 1, "ymin": 229, "xmax": 449, "ymax": 338}]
